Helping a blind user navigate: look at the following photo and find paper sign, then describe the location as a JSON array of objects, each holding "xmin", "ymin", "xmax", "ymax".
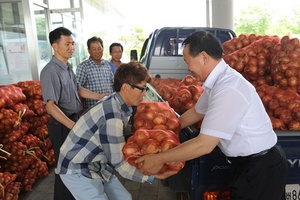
[{"xmin": 6, "ymin": 42, "xmax": 30, "ymax": 71}]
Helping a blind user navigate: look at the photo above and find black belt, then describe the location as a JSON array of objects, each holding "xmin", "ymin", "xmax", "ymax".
[{"xmin": 226, "ymin": 145, "xmax": 276, "ymax": 164}]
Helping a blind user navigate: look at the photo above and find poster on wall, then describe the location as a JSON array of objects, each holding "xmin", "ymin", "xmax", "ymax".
[
  {"xmin": 0, "ymin": 47, "xmax": 8, "ymax": 75},
  {"xmin": 6, "ymin": 42, "xmax": 30, "ymax": 71}
]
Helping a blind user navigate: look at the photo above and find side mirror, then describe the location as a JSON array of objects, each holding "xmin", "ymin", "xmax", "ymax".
[{"xmin": 130, "ymin": 50, "xmax": 138, "ymax": 61}]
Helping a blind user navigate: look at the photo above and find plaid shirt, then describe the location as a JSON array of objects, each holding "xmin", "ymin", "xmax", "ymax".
[
  {"xmin": 56, "ymin": 92, "xmax": 149, "ymax": 183},
  {"xmin": 76, "ymin": 57, "xmax": 114, "ymax": 108}
]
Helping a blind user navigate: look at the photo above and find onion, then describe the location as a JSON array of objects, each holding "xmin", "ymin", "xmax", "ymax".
[
  {"xmin": 136, "ymin": 103, "xmax": 147, "ymax": 113},
  {"xmin": 253, "ymin": 43, "xmax": 263, "ymax": 53},
  {"xmin": 126, "ymin": 156, "xmax": 139, "ymax": 168},
  {"xmin": 281, "ymin": 35, "xmax": 290, "ymax": 44},
  {"xmin": 234, "ymin": 61, "xmax": 244, "ymax": 72},
  {"xmin": 153, "ymin": 113, "xmax": 167, "ymax": 125},
  {"xmin": 290, "ymin": 38, "xmax": 300, "ymax": 47},
  {"xmin": 288, "ymin": 50, "xmax": 300, "ymax": 59},
  {"xmin": 288, "ymin": 120, "xmax": 300, "ymax": 131},
  {"xmin": 235, "ymin": 40, "xmax": 243, "ymax": 49},
  {"xmin": 257, "ymin": 58, "xmax": 266, "ymax": 67},
  {"xmin": 284, "ymin": 43, "xmax": 294, "ymax": 51},
  {"xmin": 256, "ymin": 77, "xmax": 267, "ymax": 86},
  {"xmin": 238, "ymin": 34, "xmax": 247, "ymax": 40},
  {"xmin": 133, "ymin": 129, "xmax": 150, "ymax": 144},
  {"xmin": 274, "ymin": 107, "xmax": 286, "ymax": 118},
  {"xmin": 265, "ymin": 75, "xmax": 273, "ymax": 84},
  {"xmin": 274, "ymin": 90, "xmax": 286, "ymax": 100},
  {"xmin": 289, "ymin": 60, "xmax": 300, "ymax": 68},
  {"xmin": 242, "ymin": 37, "xmax": 250, "ymax": 46},
  {"xmin": 279, "ymin": 109, "xmax": 293, "ymax": 125},
  {"xmin": 145, "ymin": 110, "xmax": 156, "ymax": 120},
  {"xmin": 144, "ymin": 120, "xmax": 155, "ymax": 130},
  {"xmin": 262, "ymin": 38, "xmax": 273, "ymax": 48},
  {"xmin": 141, "ymin": 139, "xmax": 160, "ymax": 154},
  {"xmin": 188, "ymin": 85, "xmax": 203, "ymax": 101},
  {"xmin": 261, "ymin": 94, "xmax": 273, "ymax": 106},
  {"xmin": 0, "ymin": 98, "xmax": 5, "ymax": 108},
  {"xmin": 160, "ymin": 139, "xmax": 177, "ymax": 152},
  {"xmin": 285, "ymin": 68, "xmax": 297, "ymax": 77},
  {"xmin": 268, "ymin": 99, "xmax": 279, "ymax": 110},
  {"xmin": 161, "ymin": 109, "xmax": 176, "ymax": 119},
  {"xmin": 248, "ymin": 57, "xmax": 257, "ymax": 66},
  {"xmin": 273, "ymin": 43, "xmax": 281, "ymax": 51},
  {"xmin": 183, "ymin": 75, "xmax": 197, "ymax": 85},
  {"xmin": 279, "ymin": 93, "xmax": 294, "ymax": 108},
  {"xmin": 292, "ymin": 106, "xmax": 300, "ymax": 120},
  {"xmin": 165, "ymin": 118, "xmax": 181, "ymax": 133},
  {"xmin": 270, "ymin": 117, "xmax": 287, "ymax": 130},
  {"xmin": 257, "ymin": 67, "xmax": 266, "ymax": 76},
  {"xmin": 287, "ymin": 100, "xmax": 300, "ymax": 110},
  {"xmin": 288, "ymin": 77, "xmax": 298, "ymax": 87},
  {"xmin": 246, "ymin": 47, "xmax": 256, "ymax": 57},
  {"xmin": 243, "ymin": 55, "xmax": 249, "ymax": 64},
  {"xmin": 122, "ymin": 142, "xmax": 141, "ymax": 158},
  {"xmin": 244, "ymin": 65, "xmax": 258, "ymax": 75},
  {"xmin": 133, "ymin": 118, "xmax": 145, "ymax": 130},
  {"xmin": 237, "ymin": 48, "xmax": 246, "ymax": 57},
  {"xmin": 144, "ymin": 102, "xmax": 160, "ymax": 112},
  {"xmin": 248, "ymin": 34, "xmax": 257, "ymax": 42},
  {"xmin": 279, "ymin": 56, "xmax": 291, "ymax": 63},
  {"xmin": 273, "ymin": 73, "xmax": 285, "ymax": 82},
  {"xmin": 177, "ymin": 88, "xmax": 192, "ymax": 103},
  {"xmin": 277, "ymin": 51, "xmax": 287, "ymax": 58},
  {"xmin": 279, "ymin": 78, "xmax": 288, "ymax": 88},
  {"xmin": 150, "ymin": 130, "xmax": 167, "ymax": 144}
]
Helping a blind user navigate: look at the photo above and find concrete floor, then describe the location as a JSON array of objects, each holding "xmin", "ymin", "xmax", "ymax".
[{"xmin": 19, "ymin": 168, "xmax": 191, "ymax": 200}]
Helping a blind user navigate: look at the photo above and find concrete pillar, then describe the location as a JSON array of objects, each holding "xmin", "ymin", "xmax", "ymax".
[{"xmin": 211, "ymin": 0, "xmax": 234, "ymax": 30}]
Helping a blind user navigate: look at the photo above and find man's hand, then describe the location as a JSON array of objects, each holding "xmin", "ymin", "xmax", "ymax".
[
  {"xmin": 98, "ymin": 93, "xmax": 109, "ymax": 100},
  {"xmin": 135, "ymin": 154, "xmax": 164, "ymax": 175}
]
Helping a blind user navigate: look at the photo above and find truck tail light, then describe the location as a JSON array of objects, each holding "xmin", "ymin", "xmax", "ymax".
[{"xmin": 202, "ymin": 190, "xmax": 230, "ymax": 200}]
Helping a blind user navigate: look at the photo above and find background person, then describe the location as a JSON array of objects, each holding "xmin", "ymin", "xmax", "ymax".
[
  {"xmin": 136, "ymin": 31, "xmax": 288, "ymax": 200},
  {"xmin": 40, "ymin": 27, "xmax": 106, "ymax": 200},
  {"xmin": 56, "ymin": 61, "xmax": 177, "ymax": 200},
  {"xmin": 109, "ymin": 42, "xmax": 123, "ymax": 74},
  {"xmin": 76, "ymin": 36, "xmax": 114, "ymax": 110}
]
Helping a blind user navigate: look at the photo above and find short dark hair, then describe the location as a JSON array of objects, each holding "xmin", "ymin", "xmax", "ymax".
[
  {"xmin": 109, "ymin": 42, "xmax": 123, "ymax": 53},
  {"xmin": 49, "ymin": 27, "xmax": 72, "ymax": 45},
  {"xmin": 113, "ymin": 61, "xmax": 151, "ymax": 92},
  {"xmin": 87, "ymin": 36, "xmax": 103, "ymax": 49},
  {"xmin": 182, "ymin": 31, "xmax": 223, "ymax": 59}
]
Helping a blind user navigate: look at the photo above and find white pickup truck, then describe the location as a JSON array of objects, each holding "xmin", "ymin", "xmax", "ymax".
[{"xmin": 132, "ymin": 27, "xmax": 236, "ymax": 79}]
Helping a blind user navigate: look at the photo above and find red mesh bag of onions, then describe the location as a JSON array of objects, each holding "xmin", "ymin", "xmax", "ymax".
[
  {"xmin": 122, "ymin": 129, "xmax": 185, "ymax": 174},
  {"xmin": 133, "ymin": 101, "xmax": 181, "ymax": 135}
]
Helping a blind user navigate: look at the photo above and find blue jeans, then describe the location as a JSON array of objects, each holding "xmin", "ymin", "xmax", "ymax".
[{"xmin": 60, "ymin": 174, "xmax": 132, "ymax": 200}]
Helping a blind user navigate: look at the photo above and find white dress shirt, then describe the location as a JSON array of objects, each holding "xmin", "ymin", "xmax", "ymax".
[{"xmin": 195, "ymin": 59, "xmax": 277, "ymax": 157}]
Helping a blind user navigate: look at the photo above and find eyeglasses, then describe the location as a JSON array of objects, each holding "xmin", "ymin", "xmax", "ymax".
[{"xmin": 128, "ymin": 83, "xmax": 148, "ymax": 92}]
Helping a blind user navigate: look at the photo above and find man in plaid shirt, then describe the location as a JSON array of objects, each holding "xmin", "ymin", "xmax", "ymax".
[
  {"xmin": 57, "ymin": 61, "xmax": 176, "ymax": 200},
  {"xmin": 76, "ymin": 36, "xmax": 114, "ymax": 110}
]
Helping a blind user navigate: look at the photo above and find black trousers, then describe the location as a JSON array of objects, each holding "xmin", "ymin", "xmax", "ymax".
[
  {"xmin": 48, "ymin": 114, "xmax": 78, "ymax": 200},
  {"xmin": 228, "ymin": 145, "xmax": 288, "ymax": 200}
]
